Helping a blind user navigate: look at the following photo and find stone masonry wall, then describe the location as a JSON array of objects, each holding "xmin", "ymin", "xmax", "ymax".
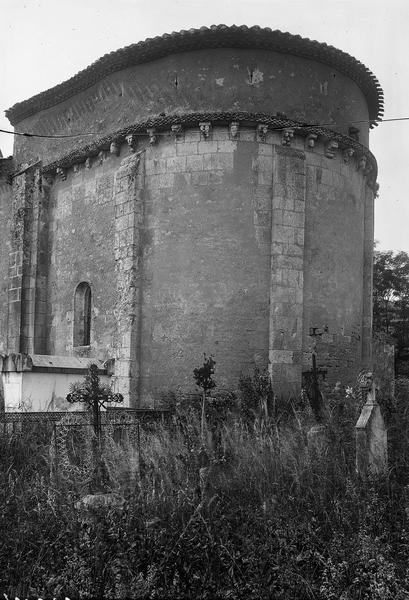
[
  {"xmin": 0, "ymin": 181, "xmax": 12, "ymax": 352},
  {"xmin": 139, "ymin": 126, "xmax": 272, "ymax": 399},
  {"xmin": 1, "ymin": 121, "xmax": 374, "ymax": 405},
  {"xmin": 303, "ymin": 147, "xmax": 367, "ymax": 385},
  {"xmin": 46, "ymin": 153, "xmax": 120, "ymax": 359}
]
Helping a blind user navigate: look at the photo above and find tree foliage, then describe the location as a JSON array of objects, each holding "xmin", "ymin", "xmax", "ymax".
[
  {"xmin": 193, "ymin": 354, "xmax": 216, "ymax": 393},
  {"xmin": 373, "ymin": 249, "xmax": 409, "ymax": 372}
]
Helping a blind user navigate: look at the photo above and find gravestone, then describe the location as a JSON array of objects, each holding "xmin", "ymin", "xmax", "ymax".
[
  {"xmin": 355, "ymin": 383, "xmax": 388, "ymax": 476},
  {"xmin": 307, "ymin": 424, "xmax": 328, "ymax": 462}
]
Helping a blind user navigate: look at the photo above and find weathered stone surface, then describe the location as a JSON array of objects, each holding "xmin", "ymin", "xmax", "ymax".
[
  {"xmin": 355, "ymin": 385, "xmax": 388, "ymax": 476},
  {"xmin": 0, "ymin": 28, "xmax": 380, "ymax": 407},
  {"xmin": 75, "ymin": 493, "xmax": 126, "ymax": 521}
]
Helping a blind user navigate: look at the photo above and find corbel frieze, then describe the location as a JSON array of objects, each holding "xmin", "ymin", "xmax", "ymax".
[{"xmin": 39, "ymin": 112, "xmax": 378, "ymax": 190}]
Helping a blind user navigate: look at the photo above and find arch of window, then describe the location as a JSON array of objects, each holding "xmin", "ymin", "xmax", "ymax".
[{"xmin": 73, "ymin": 282, "xmax": 91, "ymax": 347}]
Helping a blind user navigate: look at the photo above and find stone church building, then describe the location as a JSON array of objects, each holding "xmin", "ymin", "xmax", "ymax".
[{"xmin": 0, "ymin": 26, "xmax": 382, "ymax": 410}]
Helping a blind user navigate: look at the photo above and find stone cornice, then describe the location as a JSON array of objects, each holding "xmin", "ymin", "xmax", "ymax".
[
  {"xmin": 6, "ymin": 25, "xmax": 383, "ymax": 126},
  {"xmin": 39, "ymin": 112, "xmax": 378, "ymax": 189}
]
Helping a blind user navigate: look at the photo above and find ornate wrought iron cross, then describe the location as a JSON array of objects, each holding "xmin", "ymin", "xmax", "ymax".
[{"xmin": 66, "ymin": 364, "xmax": 123, "ymax": 441}]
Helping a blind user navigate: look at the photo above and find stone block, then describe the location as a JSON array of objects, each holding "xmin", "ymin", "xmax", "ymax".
[
  {"xmin": 149, "ymin": 173, "xmax": 175, "ymax": 189},
  {"xmin": 274, "ymin": 196, "xmax": 294, "ymax": 211},
  {"xmin": 273, "ymin": 225, "xmax": 294, "ymax": 245},
  {"xmin": 254, "ymin": 186, "xmax": 272, "ymax": 211},
  {"xmin": 258, "ymin": 143, "xmax": 273, "ymax": 156},
  {"xmin": 166, "ymin": 156, "xmax": 187, "ymax": 173},
  {"xmin": 355, "ymin": 386, "xmax": 388, "ymax": 476},
  {"xmin": 8, "ymin": 288, "xmax": 21, "ymax": 303},
  {"xmin": 239, "ymin": 129, "xmax": 256, "ymax": 142},
  {"xmin": 217, "ymin": 140, "xmax": 237, "ymax": 153},
  {"xmin": 198, "ymin": 141, "xmax": 218, "ymax": 154},
  {"xmin": 282, "ymin": 210, "xmax": 304, "ymax": 228},
  {"xmin": 269, "ymin": 349, "xmax": 294, "ymax": 364},
  {"xmin": 211, "ymin": 153, "xmax": 234, "ymax": 171},
  {"xmin": 254, "ymin": 211, "xmax": 271, "ymax": 227},
  {"xmin": 176, "ymin": 142, "xmax": 199, "ymax": 156},
  {"xmin": 186, "ymin": 154, "xmax": 204, "ymax": 172},
  {"xmin": 192, "ymin": 171, "xmax": 209, "ymax": 186}
]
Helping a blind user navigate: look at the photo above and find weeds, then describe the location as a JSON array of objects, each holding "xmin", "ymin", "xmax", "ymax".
[{"xmin": 1, "ymin": 378, "xmax": 409, "ymax": 598}]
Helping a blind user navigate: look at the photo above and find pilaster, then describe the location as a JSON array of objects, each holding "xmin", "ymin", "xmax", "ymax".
[
  {"xmin": 113, "ymin": 152, "xmax": 145, "ymax": 406},
  {"xmin": 362, "ymin": 185, "xmax": 375, "ymax": 367},
  {"xmin": 269, "ymin": 146, "xmax": 306, "ymax": 397},
  {"xmin": 8, "ymin": 166, "xmax": 41, "ymax": 353}
]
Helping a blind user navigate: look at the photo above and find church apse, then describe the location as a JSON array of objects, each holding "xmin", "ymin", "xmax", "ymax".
[{"xmin": 0, "ymin": 26, "xmax": 382, "ymax": 408}]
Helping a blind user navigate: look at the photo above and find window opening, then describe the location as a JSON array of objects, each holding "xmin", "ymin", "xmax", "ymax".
[{"xmin": 74, "ymin": 282, "xmax": 91, "ymax": 346}]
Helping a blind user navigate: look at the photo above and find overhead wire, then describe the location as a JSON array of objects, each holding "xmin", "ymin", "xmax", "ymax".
[{"xmin": 0, "ymin": 116, "xmax": 408, "ymax": 141}]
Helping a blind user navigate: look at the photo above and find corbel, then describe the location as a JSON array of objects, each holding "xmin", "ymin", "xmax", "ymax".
[
  {"xmin": 256, "ymin": 123, "xmax": 268, "ymax": 143},
  {"xmin": 199, "ymin": 122, "xmax": 211, "ymax": 140},
  {"xmin": 229, "ymin": 121, "xmax": 240, "ymax": 140},
  {"xmin": 147, "ymin": 127, "xmax": 157, "ymax": 145},
  {"xmin": 97, "ymin": 151, "xmax": 106, "ymax": 165},
  {"xmin": 343, "ymin": 147, "xmax": 355, "ymax": 164},
  {"xmin": 42, "ymin": 173, "xmax": 55, "ymax": 186},
  {"xmin": 125, "ymin": 134, "xmax": 137, "ymax": 153},
  {"xmin": 325, "ymin": 140, "xmax": 338, "ymax": 159},
  {"xmin": 358, "ymin": 155, "xmax": 367, "ymax": 172},
  {"xmin": 281, "ymin": 128, "xmax": 294, "ymax": 146},
  {"xmin": 56, "ymin": 167, "xmax": 66, "ymax": 181},
  {"xmin": 110, "ymin": 141, "xmax": 120, "ymax": 156},
  {"xmin": 364, "ymin": 162, "xmax": 373, "ymax": 178},
  {"xmin": 171, "ymin": 123, "xmax": 183, "ymax": 141},
  {"xmin": 305, "ymin": 133, "xmax": 318, "ymax": 150}
]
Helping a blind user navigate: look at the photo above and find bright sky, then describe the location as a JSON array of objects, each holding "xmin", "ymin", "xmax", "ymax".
[{"xmin": 1, "ymin": 0, "xmax": 408, "ymax": 253}]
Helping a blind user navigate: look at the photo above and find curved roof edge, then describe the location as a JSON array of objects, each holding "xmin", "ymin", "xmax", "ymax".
[{"xmin": 6, "ymin": 25, "xmax": 384, "ymax": 127}]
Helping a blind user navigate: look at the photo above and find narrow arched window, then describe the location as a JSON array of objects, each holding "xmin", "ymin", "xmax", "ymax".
[{"xmin": 73, "ymin": 282, "xmax": 91, "ymax": 346}]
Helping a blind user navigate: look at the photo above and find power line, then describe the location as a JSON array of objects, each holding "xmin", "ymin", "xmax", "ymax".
[{"xmin": 0, "ymin": 116, "xmax": 408, "ymax": 140}]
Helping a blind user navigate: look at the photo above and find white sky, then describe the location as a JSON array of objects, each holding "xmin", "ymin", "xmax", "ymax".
[{"xmin": 1, "ymin": 0, "xmax": 408, "ymax": 253}]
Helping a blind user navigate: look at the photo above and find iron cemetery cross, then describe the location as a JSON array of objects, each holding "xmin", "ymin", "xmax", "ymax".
[
  {"xmin": 302, "ymin": 327, "xmax": 328, "ymax": 422},
  {"xmin": 66, "ymin": 364, "xmax": 123, "ymax": 441}
]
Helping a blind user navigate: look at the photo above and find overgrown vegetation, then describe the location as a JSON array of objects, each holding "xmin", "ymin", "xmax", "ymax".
[
  {"xmin": 373, "ymin": 248, "xmax": 409, "ymax": 375},
  {"xmin": 2, "ymin": 366, "xmax": 409, "ymax": 599}
]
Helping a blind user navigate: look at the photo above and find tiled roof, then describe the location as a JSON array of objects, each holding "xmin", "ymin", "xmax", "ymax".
[{"xmin": 6, "ymin": 25, "xmax": 383, "ymax": 126}]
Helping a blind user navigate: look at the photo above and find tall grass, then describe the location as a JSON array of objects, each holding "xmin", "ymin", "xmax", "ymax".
[{"xmin": 1, "ymin": 386, "xmax": 409, "ymax": 599}]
